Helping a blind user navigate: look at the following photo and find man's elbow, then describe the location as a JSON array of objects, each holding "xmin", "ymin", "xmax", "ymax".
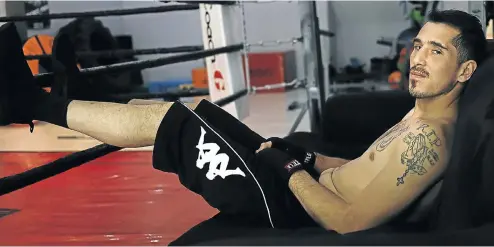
[
  {"xmin": 333, "ymin": 223, "xmax": 374, "ymax": 234},
  {"xmin": 328, "ymin": 223, "xmax": 367, "ymax": 235},
  {"xmin": 319, "ymin": 213, "xmax": 377, "ymax": 234}
]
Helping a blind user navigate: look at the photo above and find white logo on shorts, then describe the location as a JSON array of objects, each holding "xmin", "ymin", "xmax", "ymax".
[{"xmin": 196, "ymin": 126, "xmax": 246, "ymax": 180}]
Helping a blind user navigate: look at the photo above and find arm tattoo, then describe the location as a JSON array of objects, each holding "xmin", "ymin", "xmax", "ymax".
[
  {"xmin": 374, "ymin": 121, "xmax": 410, "ymax": 152},
  {"xmin": 397, "ymin": 123, "xmax": 441, "ymax": 186}
]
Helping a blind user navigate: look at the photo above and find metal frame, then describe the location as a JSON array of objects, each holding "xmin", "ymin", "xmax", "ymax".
[{"xmin": 298, "ymin": 1, "xmax": 325, "ymax": 133}]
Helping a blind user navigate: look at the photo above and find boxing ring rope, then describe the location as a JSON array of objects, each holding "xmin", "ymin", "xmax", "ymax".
[
  {"xmin": 31, "ymin": 36, "xmax": 302, "ymax": 93},
  {"xmin": 161, "ymin": 1, "xmax": 237, "ymax": 5},
  {"xmin": 246, "ymin": 37, "xmax": 302, "ymax": 48},
  {"xmin": 106, "ymin": 88, "xmax": 209, "ymax": 101},
  {"xmin": 0, "ymin": 145, "xmax": 121, "ymax": 196},
  {"xmin": 35, "ymin": 44, "xmax": 244, "ymax": 77},
  {"xmin": 34, "ymin": 43, "xmax": 243, "ymax": 102},
  {"xmin": 318, "ymin": 29, "xmax": 335, "ymax": 38},
  {"xmin": 0, "ymin": 1, "xmax": 328, "ymax": 197},
  {"xmin": 25, "ymin": 45, "xmax": 204, "ymax": 60},
  {"xmin": 289, "ymin": 102, "xmax": 308, "ymax": 134},
  {"xmin": 0, "ymin": 5, "xmax": 200, "ymax": 22}
]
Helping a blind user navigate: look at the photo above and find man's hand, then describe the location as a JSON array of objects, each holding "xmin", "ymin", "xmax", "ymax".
[
  {"xmin": 256, "ymin": 141, "xmax": 272, "ymax": 153},
  {"xmin": 257, "ymin": 139, "xmax": 350, "ymax": 175},
  {"xmin": 257, "ymin": 137, "xmax": 318, "ymax": 178},
  {"xmin": 267, "ymin": 137, "xmax": 316, "ymax": 167},
  {"xmin": 256, "ymin": 148, "xmax": 304, "ymax": 183}
]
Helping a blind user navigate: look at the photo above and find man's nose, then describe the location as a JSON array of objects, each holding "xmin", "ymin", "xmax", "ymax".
[{"xmin": 411, "ymin": 48, "xmax": 427, "ymax": 66}]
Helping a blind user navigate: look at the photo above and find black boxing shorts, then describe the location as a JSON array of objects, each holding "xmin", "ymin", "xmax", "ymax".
[{"xmin": 152, "ymin": 100, "xmax": 317, "ymax": 229}]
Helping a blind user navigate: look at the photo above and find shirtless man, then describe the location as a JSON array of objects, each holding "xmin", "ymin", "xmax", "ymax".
[{"xmin": 0, "ymin": 9, "xmax": 487, "ymax": 236}]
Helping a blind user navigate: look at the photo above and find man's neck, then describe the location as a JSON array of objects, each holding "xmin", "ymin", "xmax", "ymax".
[{"xmin": 412, "ymin": 96, "xmax": 458, "ymax": 120}]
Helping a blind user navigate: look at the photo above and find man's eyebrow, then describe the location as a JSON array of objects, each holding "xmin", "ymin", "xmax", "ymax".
[
  {"xmin": 412, "ymin": 38, "xmax": 448, "ymax": 50},
  {"xmin": 429, "ymin": 41, "xmax": 448, "ymax": 50}
]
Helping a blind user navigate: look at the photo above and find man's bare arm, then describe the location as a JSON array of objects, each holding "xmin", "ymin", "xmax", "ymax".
[
  {"xmin": 288, "ymin": 170, "xmax": 350, "ymax": 232},
  {"xmin": 287, "ymin": 121, "xmax": 449, "ymax": 233},
  {"xmin": 314, "ymin": 154, "xmax": 350, "ymax": 174}
]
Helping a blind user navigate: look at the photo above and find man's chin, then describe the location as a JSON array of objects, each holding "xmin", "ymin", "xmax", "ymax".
[
  {"xmin": 409, "ymin": 89, "xmax": 430, "ymax": 99},
  {"xmin": 409, "ymin": 89, "xmax": 441, "ymax": 99}
]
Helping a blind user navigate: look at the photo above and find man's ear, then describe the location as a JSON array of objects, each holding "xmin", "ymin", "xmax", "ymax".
[{"xmin": 457, "ymin": 60, "xmax": 478, "ymax": 84}]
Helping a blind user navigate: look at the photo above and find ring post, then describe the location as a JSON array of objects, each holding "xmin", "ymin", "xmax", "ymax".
[
  {"xmin": 299, "ymin": 1, "xmax": 324, "ymax": 133},
  {"xmin": 199, "ymin": 3, "xmax": 249, "ymax": 120}
]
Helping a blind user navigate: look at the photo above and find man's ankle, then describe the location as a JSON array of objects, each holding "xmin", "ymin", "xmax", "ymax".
[{"xmin": 33, "ymin": 95, "xmax": 72, "ymax": 128}]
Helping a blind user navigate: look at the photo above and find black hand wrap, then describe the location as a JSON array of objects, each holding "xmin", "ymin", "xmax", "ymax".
[
  {"xmin": 256, "ymin": 148, "xmax": 304, "ymax": 184},
  {"xmin": 266, "ymin": 137, "xmax": 319, "ymax": 179}
]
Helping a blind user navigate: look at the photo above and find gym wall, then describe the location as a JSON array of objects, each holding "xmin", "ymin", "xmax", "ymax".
[
  {"xmin": 120, "ymin": 1, "xmax": 330, "ymax": 85},
  {"xmin": 331, "ymin": 1, "xmax": 410, "ymax": 71},
  {"xmin": 442, "ymin": 1, "xmax": 469, "ymax": 13},
  {"xmin": 329, "ymin": 1, "xmax": 472, "ymax": 74},
  {"xmin": 120, "ymin": 1, "xmax": 203, "ymax": 84},
  {"xmin": 26, "ymin": 1, "xmax": 125, "ymax": 39}
]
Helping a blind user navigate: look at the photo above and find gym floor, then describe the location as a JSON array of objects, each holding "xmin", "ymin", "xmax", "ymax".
[{"xmin": 0, "ymin": 90, "xmax": 310, "ymax": 245}]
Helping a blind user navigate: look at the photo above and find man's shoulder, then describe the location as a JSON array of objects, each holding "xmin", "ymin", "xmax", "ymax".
[
  {"xmin": 406, "ymin": 119, "xmax": 453, "ymax": 150},
  {"xmin": 370, "ymin": 118, "xmax": 451, "ymax": 155},
  {"xmin": 388, "ymin": 118, "xmax": 452, "ymax": 173},
  {"xmin": 369, "ymin": 118, "xmax": 452, "ymax": 177}
]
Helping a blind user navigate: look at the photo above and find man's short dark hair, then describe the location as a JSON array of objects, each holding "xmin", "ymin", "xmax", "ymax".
[{"xmin": 428, "ymin": 10, "xmax": 487, "ymax": 65}]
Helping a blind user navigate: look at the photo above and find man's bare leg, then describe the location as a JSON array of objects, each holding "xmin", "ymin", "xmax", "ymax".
[
  {"xmin": 66, "ymin": 100, "xmax": 197, "ymax": 148},
  {"xmin": 0, "ymin": 21, "xmax": 199, "ymax": 149}
]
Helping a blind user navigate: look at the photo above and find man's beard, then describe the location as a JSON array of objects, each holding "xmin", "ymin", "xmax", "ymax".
[{"xmin": 409, "ymin": 80, "xmax": 458, "ymax": 99}]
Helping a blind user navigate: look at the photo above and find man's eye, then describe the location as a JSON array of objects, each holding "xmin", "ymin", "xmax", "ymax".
[
  {"xmin": 432, "ymin": 50, "xmax": 442, "ymax": 55},
  {"xmin": 413, "ymin": 45, "xmax": 421, "ymax": 50}
]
